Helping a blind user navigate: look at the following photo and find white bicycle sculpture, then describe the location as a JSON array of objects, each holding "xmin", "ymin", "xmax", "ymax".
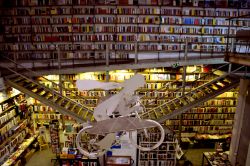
[{"xmin": 75, "ymin": 74, "xmax": 165, "ymax": 158}]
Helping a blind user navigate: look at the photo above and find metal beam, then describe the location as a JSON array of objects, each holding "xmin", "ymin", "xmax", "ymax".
[{"xmin": 0, "ymin": 58, "xmax": 227, "ymax": 76}]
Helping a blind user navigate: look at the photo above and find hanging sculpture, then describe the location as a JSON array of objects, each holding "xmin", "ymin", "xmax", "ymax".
[{"xmin": 75, "ymin": 74, "xmax": 165, "ymax": 158}]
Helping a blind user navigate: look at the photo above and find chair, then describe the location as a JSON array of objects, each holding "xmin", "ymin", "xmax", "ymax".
[{"xmin": 37, "ymin": 135, "xmax": 49, "ymax": 151}]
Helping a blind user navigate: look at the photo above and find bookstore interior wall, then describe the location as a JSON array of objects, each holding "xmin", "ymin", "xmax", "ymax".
[
  {"xmin": 0, "ymin": 0, "xmax": 248, "ymax": 165},
  {"xmin": 0, "ymin": 66, "xmax": 240, "ymax": 165},
  {"xmin": 0, "ymin": 0, "xmax": 250, "ymax": 65}
]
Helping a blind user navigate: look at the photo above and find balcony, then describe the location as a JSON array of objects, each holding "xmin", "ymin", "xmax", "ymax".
[{"xmin": 225, "ymin": 15, "xmax": 250, "ymax": 66}]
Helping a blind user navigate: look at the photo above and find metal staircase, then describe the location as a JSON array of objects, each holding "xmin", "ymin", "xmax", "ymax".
[
  {"xmin": 0, "ymin": 56, "xmax": 95, "ymax": 124},
  {"xmin": 5, "ymin": 72, "xmax": 94, "ymax": 123},
  {"xmin": 1, "ymin": 55, "xmax": 243, "ymax": 125},
  {"xmin": 140, "ymin": 72, "xmax": 241, "ymax": 123}
]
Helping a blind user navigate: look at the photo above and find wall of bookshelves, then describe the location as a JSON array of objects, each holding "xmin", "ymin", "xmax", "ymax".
[
  {"xmin": 35, "ymin": 65, "xmax": 238, "ymax": 139},
  {"xmin": 0, "ymin": 93, "xmax": 33, "ymax": 165},
  {"xmin": 0, "ymin": 0, "xmax": 249, "ymax": 65}
]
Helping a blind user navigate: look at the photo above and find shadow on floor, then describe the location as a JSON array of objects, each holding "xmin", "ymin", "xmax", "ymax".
[
  {"xmin": 26, "ymin": 148, "xmax": 56, "ymax": 166},
  {"xmin": 177, "ymin": 148, "xmax": 214, "ymax": 166}
]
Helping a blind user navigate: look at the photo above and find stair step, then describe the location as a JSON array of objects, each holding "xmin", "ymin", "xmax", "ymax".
[
  {"xmin": 34, "ymin": 88, "xmax": 44, "ymax": 94},
  {"xmin": 204, "ymin": 87, "xmax": 213, "ymax": 94},
  {"xmin": 22, "ymin": 82, "xmax": 32, "ymax": 87},
  {"xmin": 220, "ymin": 80, "xmax": 230, "ymax": 86},
  {"xmin": 41, "ymin": 91, "xmax": 51, "ymax": 98},
  {"xmin": 148, "ymin": 111, "xmax": 157, "ymax": 120},
  {"xmin": 47, "ymin": 95, "xmax": 54, "ymax": 100},
  {"xmin": 222, "ymin": 78, "xmax": 231, "ymax": 84},
  {"xmin": 210, "ymin": 84, "xmax": 220, "ymax": 90},
  {"xmin": 25, "ymin": 84, "xmax": 38, "ymax": 90},
  {"xmin": 186, "ymin": 95, "xmax": 195, "ymax": 102},
  {"xmin": 179, "ymin": 98, "xmax": 188, "ymax": 105},
  {"xmin": 172, "ymin": 99, "xmax": 181, "ymax": 107},
  {"xmin": 13, "ymin": 77, "xmax": 25, "ymax": 83},
  {"xmin": 153, "ymin": 110, "xmax": 162, "ymax": 119},
  {"xmin": 54, "ymin": 97, "xmax": 63, "ymax": 104},
  {"xmin": 70, "ymin": 104, "xmax": 78, "ymax": 113},
  {"xmin": 191, "ymin": 92, "xmax": 199, "ymax": 99},
  {"xmin": 159, "ymin": 107, "xmax": 169, "ymax": 115},
  {"xmin": 77, "ymin": 107, "xmax": 85, "ymax": 116},
  {"xmin": 82, "ymin": 111, "xmax": 90, "ymax": 120},
  {"xmin": 65, "ymin": 102, "xmax": 72, "ymax": 109},
  {"xmin": 166, "ymin": 104, "xmax": 173, "ymax": 111}
]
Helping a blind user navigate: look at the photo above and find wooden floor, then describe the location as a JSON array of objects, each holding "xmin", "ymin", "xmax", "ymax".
[{"xmin": 25, "ymin": 147, "xmax": 215, "ymax": 166}]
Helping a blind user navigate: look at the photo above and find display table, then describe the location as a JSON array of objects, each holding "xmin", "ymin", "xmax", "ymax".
[
  {"xmin": 106, "ymin": 156, "xmax": 132, "ymax": 166},
  {"xmin": 202, "ymin": 152, "xmax": 232, "ymax": 166},
  {"xmin": 51, "ymin": 157, "xmax": 100, "ymax": 166}
]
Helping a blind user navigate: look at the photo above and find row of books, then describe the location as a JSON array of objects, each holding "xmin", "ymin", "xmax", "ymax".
[
  {"xmin": 0, "ymin": 116, "xmax": 20, "ymax": 138},
  {"xmin": 43, "ymin": 68, "xmax": 206, "ymax": 81},
  {"xmin": 5, "ymin": 34, "xmax": 227, "ymax": 44},
  {"xmin": 2, "ymin": 4, "xmax": 249, "ymax": 16},
  {"xmin": 139, "ymin": 160, "xmax": 175, "ymax": 166},
  {"xmin": 3, "ymin": 17, "xmax": 242, "ymax": 28},
  {"xmin": 10, "ymin": 52, "xmax": 109, "ymax": 60},
  {"xmin": 0, "ymin": 39, "xmax": 228, "ymax": 50},
  {"xmin": 0, "ymin": 128, "xmax": 27, "ymax": 164},
  {"xmin": 50, "ymin": 121, "xmax": 60, "ymax": 154},
  {"xmin": 167, "ymin": 119, "xmax": 234, "ymax": 126},
  {"xmin": 140, "ymin": 152, "xmax": 175, "ymax": 160},
  {"xmin": 181, "ymin": 113, "xmax": 235, "ymax": 120},
  {"xmin": 0, "ymin": 104, "xmax": 15, "ymax": 115},
  {"xmin": 142, "ymin": 97, "xmax": 236, "ymax": 106},
  {"xmin": 4, "ymin": 0, "xmax": 250, "ymax": 7},
  {"xmin": 2, "ymin": 134, "xmax": 38, "ymax": 166},
  {"xmin": 189, "ymin": 107, "xmax": 236, "ymax": 113},
  {"xmin": 203, "ymin": 99, "xmax": 237, "ymax": 106},
  {"xmin": 0, "ymin": 109, "xmax": 17, "ymax": 126},
  {"xmin": 0, "ymin": 43, "xmax": 227, "ymax": 52},
  {"xmin": 4, "ymin": 27, "xmax": 238, "ymax": 37},
  {"xmin": 180, "ymin": 126, "xmax": 233, "ymax": 134},
  {"xmin": 33, "ymin": 113, "xmax": 76, "ymax": 121},
  {"xmin": 1, "ymin": 34, "xmax": 230, "ymax": 46}
]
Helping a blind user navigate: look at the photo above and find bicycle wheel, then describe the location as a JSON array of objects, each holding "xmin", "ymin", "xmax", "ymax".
[
  {"xmin": 128, "ymin": 119, "xmax": 165, "ymax": 151},
  {"xmin": 76, "ymin": 125, "xmax": 107, "ymax": 158}
]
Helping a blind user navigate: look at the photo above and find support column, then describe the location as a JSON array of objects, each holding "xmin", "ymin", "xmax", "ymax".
[
  {"xmin": 105, "ymin": 70, "xmax": 110, "ymax": 96},
  {"xmin": 106, "ymin": 43, "xmax": 109, "ymax": 66},
  {"xmin": 135, "ymin": 42, "xmax": 138, "ymax": 64},
  {"xmin": 229, "ymin": 79, "xmax": 250, "ymax": 166}
]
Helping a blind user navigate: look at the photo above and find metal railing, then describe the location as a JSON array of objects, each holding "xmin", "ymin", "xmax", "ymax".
[
  {"xmin": 225, "ymin": 14, "xmax": 250, "ymax": 65},
  {"xmin": 1, "ymin": 55, "xmax": 94, "ymax": 114}
]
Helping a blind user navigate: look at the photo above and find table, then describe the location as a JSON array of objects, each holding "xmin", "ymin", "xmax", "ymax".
[
  {"xmin": 51, "ymin": 157, "xmax": 100, "ymax": 166},
  {"xmin": 202, "ymin": 152, "xmax": 232, "ymax": 166}
]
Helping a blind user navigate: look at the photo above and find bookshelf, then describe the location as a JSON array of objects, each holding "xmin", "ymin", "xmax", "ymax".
[
  {"xmin": 0, "ymin": 0, "xmax": 249, "ymax": 66},
  {"xmin": 2, "ymin": 133, "xmax": 39, "ymax": 166},
  {"xmin": 138, "ymin": 132, "xmax": 177, "ymax": 166},
  {"xmin": 0, "ymin": 93, "xmax": 35, "ymax": 165},
  {"xmin": 30, "ymin": 98, "xmax": 77, "ymax": 129},
  {"xmin": 50, "ymin": 120, "xmax": 60, "ymax": 155}
]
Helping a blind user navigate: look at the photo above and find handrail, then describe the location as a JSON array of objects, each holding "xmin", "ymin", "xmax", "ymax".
[
  {"xmin": 226, "ymin": 13, "xmax": 250, "ymax": 20},
  {"xmin": 141, "ymin": 65, "xmax": 244, "ymax": 117},
  {"xmin": 1, "ymin": 55, "xmax": 94, "ymax": 113}
]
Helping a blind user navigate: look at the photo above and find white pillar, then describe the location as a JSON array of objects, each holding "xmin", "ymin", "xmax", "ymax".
[
  {"xmin": 229, "ymin": 79, "xmax": 250, "ymax": 165},
  {"xmin": 245, "ymin": 142, "xmax": 250, "ymax": 166}
]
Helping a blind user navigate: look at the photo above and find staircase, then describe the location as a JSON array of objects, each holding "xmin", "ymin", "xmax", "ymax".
[
  {"xmin": 4, "ymin": 71, "xmax": 94, "ymax": 124},
  {"xmin": 1, "ymin": 55, "xmax": 243, "ymax": 125},
  {"xmin": 140, "ymin": 73, "xmax": 240, "ymax": 123}
]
